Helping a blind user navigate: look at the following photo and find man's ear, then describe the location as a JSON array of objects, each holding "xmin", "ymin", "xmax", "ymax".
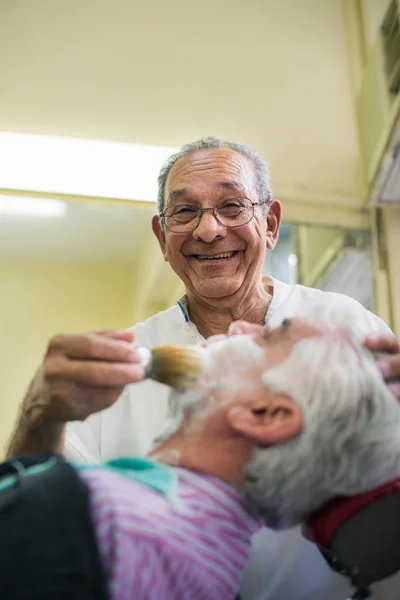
[
  {"xmin": 266, "ymin": 200, "xmax": 282, "ymax": 251},
  {"xmin": 226, "ymin": 394, "xmax": 303, "ymax": 446},
  {"xmin": 152, "ymin": 215, "xmax": 168, "ymax": 262}
]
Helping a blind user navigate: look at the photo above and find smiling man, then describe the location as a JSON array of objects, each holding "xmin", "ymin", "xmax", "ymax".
[
  {"xmin": 8, "ymin": 137, "xmax": 400, "ymax": 600},
  {"xmin": 151, "ymin": 142, "xmax": 278, "ymax": 335}
]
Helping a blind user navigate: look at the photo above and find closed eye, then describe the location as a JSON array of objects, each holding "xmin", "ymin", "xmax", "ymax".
[
  {"xmin": 253, "ymin": 408, "xmax": 266, "ymax": 416},
  {"xmin": 174, "ymin": 205, "xmax": 197, "ymax": 215},
  {"xmin": 219, "ymin": 198, "xmax": 245, "ymax": 208}
]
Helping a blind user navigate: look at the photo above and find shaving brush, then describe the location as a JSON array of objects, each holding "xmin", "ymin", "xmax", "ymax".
[{"xmin": 137, "ymin": 345, "xmax": 208, "ymax": 388}]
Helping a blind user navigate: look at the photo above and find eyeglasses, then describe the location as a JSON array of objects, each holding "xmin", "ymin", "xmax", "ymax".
[{"xmin": 160, "ymin": 197, "xmax": 270, "ymax": 233}]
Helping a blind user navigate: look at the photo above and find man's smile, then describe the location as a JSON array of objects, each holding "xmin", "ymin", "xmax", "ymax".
[{"xmin": 187, "ymin": 250, "xmax": 242, "ymax": 262}]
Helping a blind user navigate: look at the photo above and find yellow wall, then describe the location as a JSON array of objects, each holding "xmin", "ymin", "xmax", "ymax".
[
  {"xmin": 0, "ymin": 259, "xmax": 135, "ymax": 454},
  {"xmin": 361, "ymin": 0, "xmax": 392, "ymax": 49},
  {"xmin": 0, "ymin": 0, "xmax": 364, "ymax": 215}
]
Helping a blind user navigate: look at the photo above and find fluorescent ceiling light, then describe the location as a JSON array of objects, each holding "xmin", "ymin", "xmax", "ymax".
[
  {"xmin": 0, "ymin": 132, "xmax": 178, "ymax": 202},
  {"xmin": 0, "ymin": 196, "xmax": 67, "ymax": 217}
]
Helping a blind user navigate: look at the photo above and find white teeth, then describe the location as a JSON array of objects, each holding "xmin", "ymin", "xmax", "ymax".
[{"xmin": 197, "ymin": 252, "xmax": 235, "ymax": 260}]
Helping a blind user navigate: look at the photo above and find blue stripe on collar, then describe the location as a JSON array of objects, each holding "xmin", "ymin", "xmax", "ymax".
[{"xmin": 177, "ymin": 300, "xmax": 189, "ymax": 323}]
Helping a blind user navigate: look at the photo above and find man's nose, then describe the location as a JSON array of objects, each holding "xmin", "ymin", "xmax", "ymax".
[{"xmin": 192, "ymin": 210, "xmax": 227, "ymax": 243}]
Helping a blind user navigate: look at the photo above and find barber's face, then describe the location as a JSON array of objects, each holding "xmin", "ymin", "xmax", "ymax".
[{"xmin": 152, "ymin": 148, "xmax": 281, "ymax": 301}]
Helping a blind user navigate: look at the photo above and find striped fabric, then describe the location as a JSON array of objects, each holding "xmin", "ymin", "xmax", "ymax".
[{"xmin": 80, "ymin": 467, "xmax": 262, "ymax": 600}]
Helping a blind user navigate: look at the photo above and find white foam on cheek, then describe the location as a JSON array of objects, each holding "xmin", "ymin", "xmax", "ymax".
[
  {"xmin": 178, "ymin": 387, "xmax": 210, "ymax": 410},
  {"xmin": 261, "ymin": 338, "xmax": 320, "ymax": 399},
  {"xmin": 156, "ymin": 335, "xmax": 268, "ymax": 442},
  {"xmin": 181, "ymin": 335, "xmax": 268, "ymax": 428},
  {"xmin": 204, "ymin": 335, "xmax": 266, "ymax": 402},
  {"xmin": 184, "ymin": 392, "xmax": 219, "ymax": 433}
]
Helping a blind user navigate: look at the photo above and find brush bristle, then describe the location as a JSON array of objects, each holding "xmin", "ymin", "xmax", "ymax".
[{"xmin": 149, "ymin": 345, "xmax": 207, "ymax": 388}]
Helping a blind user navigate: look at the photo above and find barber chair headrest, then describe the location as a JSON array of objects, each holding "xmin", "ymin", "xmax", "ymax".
[{"xmin": 302, "ymin": 479, "xmax": 400, "ymax": 599}]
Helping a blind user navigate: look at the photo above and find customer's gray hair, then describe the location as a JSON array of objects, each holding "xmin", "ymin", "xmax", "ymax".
[
  {"xmin": 157, "ymin": 136, "xmax": 272, "ymax": 214},
  {"xmin": 244, "ymin": 335, "xmax": 400, "ymax": 529},
  {"xmin": 154, "ymin": 327, "xmax": 400, "ymax": 530}
]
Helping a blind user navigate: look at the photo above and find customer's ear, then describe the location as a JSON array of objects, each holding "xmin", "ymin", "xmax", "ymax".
[
  {"xmin": 152, "ymin": 215, "xmax": 168, "ymax": 261},
  {"xmin": 227, "ymin": 395, "xmax": 303, "ymax": 446}
]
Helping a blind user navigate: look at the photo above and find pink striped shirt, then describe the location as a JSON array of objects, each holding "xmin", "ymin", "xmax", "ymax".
[{"xmin": 80, "ymin": 467, "xmax": 262, "ymax": 600}]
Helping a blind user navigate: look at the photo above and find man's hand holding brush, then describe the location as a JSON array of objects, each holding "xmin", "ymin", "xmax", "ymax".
[{"xmin": 7, "ymin": 329, "xmax": 147, "ymax": 458}]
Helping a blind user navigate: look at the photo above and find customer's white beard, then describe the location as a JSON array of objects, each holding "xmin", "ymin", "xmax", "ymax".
[{"xmin": 243, "ymin": 335, "xmax": 400, "ymax": 529}]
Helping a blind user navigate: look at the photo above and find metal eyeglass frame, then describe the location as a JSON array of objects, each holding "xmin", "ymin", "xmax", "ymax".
[{"xmin": 160, "ymin": 197, "xmax": 271, "ymax": 232}]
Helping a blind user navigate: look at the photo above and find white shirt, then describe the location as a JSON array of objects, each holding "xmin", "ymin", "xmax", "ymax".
[{"xmin": 66, "ymin": 277, "xmax": 399, "ymax": 600}]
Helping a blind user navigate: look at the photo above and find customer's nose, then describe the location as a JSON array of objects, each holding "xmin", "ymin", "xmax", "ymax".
[{"xmin": 192, "ymin": 210, "xmax": 227, "ymax": 243}]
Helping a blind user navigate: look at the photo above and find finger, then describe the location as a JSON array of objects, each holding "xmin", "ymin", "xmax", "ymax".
[
  {"xmin": 97, "ymin": 330, "xmax": 135, "ymax": 343},
  {"xmin": 228, "ymin": 321, "xmax": 264, "ymax": 336},
  {"xmin": 387, "ymin": 382, "xmax": 400, "ymax": 402},
  {"xmin": 365, "ymin": 332, "xmax": 400, "ymax": 354},
  {"xmin": 47, "ymin": 356, "xmax": 146, "ymax": 387},
  {"xmin": 49, "ymin": 334, "xmax": 139, "ymax": 363},
  {"xmin": 376, "ymin": 354, "xmax": 400, "ymax": 380}
]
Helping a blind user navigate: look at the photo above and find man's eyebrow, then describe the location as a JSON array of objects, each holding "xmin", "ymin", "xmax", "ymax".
[
  {"xmin": 167, "ymin": 188, "xmax": 187, "ymax": 204},
  {"xmin": 218, "ymin": 181, "xmax": 248, "ymax": 196}
]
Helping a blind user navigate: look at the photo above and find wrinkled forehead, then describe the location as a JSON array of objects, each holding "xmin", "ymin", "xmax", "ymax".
[{"xmin": 165, "ymin": 148, "xmax": 257, "ymax": 204}]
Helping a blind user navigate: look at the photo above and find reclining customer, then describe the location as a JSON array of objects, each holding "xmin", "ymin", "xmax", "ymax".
[{"xmin": 1, "ymin": 317, "xmax": 399, "ymax": 600}]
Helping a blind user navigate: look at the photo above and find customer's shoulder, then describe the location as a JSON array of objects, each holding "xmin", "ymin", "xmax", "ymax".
[{"xmin": 127, "ymin": 304, "xmax": 183, "ymax": 347}]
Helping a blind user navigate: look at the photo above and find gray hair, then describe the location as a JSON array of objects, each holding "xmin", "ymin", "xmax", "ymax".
[
  {"xmin": 153, "ymin": 329, "xmax": 400, "ymax": 530},
  {"xmin": 156, "ymin": 136, "xmax": 273, "ymax": 215},
  {"xmin": 244, "ymin": 335, "xmax": 400, "ymax": 529}
]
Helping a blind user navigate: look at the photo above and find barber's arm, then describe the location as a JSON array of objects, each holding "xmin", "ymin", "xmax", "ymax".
[
  {"xmin": 6, "ymin": 329, "xmax": 145, "ymax": 459},
  {"xmin": 6, "ymin": 367, "xmax": 65, "ymax": 458}
]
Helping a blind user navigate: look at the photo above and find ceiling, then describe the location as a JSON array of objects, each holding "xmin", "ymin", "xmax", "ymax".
[
  {"xmin": 0, "ymin": 0, "xmax": 362, "ymax": 207},
  {"xmin": 0, "ymin": 0, "xmax": 366, "ymax": 311}
]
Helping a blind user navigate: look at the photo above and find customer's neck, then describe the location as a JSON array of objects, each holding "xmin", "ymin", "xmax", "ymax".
[
  {"xmin": 150, "ymin": 432, "xmax": 252, "ymax": 489},
  {"xmin": 187, "ymin": 280, "xmax": 272, "ymax": 339}
]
